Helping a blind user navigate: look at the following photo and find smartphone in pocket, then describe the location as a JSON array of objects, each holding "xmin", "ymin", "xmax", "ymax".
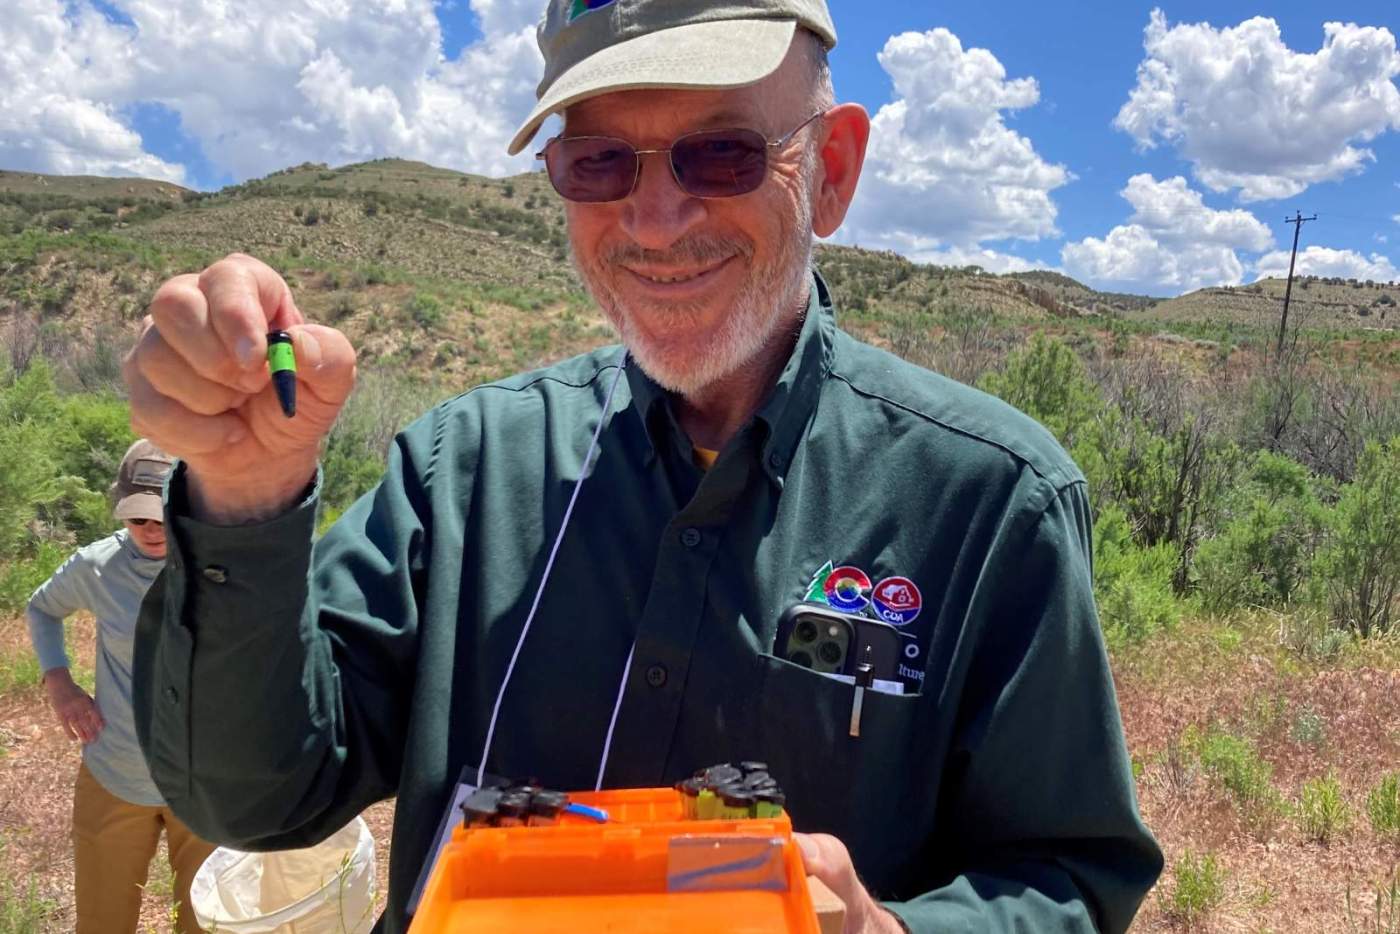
[{"xmin": 776, "ymin": 602, "xmax": 903, "ymax": 681}]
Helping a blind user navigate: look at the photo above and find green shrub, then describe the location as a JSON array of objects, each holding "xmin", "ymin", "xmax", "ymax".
[
  {"xmin": 0, "ymin": 365, "xmax": 130, "ymax": 583},
  {"xmin": 1194, "ymin": 451, "xmax": 1328, "ymax": 613},
  {"xmin": 1191, "ymin": 725, "xmax": 1285, "ymax": 831},
  {"xmin": 1298, "ymin": 771, "xmax": 1352, "ymax": 843},
  {"xmin": 1092, "ymin": 504, "xmax": 1182, "ymax": 648},
  {"xmin": 407, "ymin": 292, "xmax": 445, "ymax": 329},
  {"xmin": 1367, "ymin": 773, "xmax": 1400, "ymax": 840},
  {"xmin": 1169, "ymin": 850, "xmax": 1227, "ymax": 925},
  {"xmin": 979, "ymin": 334, "xmax": 1101, "ymax": 448},
  {"xmin": 1315, "ymin": 439, "xmax": 1400, "ymax": 636},
  {"xmin": 0, "ymin": 540, "xmax": 70, "ymax": 618},
  {"xmin": 1290, "ymin": 704, "xmax": 1326, "ymax": 748}
]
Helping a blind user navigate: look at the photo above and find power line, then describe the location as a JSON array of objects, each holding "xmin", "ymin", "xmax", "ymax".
[{"xmin": 1276, "ymin": 211, "xmax": 1317, "ymax": 359}]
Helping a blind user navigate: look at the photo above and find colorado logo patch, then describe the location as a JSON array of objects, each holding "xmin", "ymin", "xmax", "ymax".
[
  {"xmin": 872, "ymin": 576, "xmax": 923, "ymax": 626},
  {"xmin": 824, "ymin": 566, "xmax": 873, "ymax": 613}
]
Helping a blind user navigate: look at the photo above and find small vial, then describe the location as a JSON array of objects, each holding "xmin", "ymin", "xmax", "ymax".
[
  {"xmin": 527, "ymin": 791, "xmax": 568, "ymax": 827},
  {"xmin": 460, "ymin": 788, "xmax": 503, "ymax": 829},
  {"xmin": 754, "ymin": 788, "xmax": 786, "ymax": 820},
  {"xmin": 494, "ymin": 792, "xmax": 530, "ymax": 827},
  {"xmin": 696, "ymin": 788, "xmax": 720, "ymax": 821},
  {"xmin": 676, "ymin": 778, "xmax": 702, "ymax": 819},
  {"xmin": 718, "ymin": 786, "xmax": 755, "ymax": 820}
]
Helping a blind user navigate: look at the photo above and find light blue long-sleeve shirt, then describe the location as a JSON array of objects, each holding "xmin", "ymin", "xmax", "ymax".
[{"xmin": 27, "ymin": 529, "xmax": 165, "ymax": 806}]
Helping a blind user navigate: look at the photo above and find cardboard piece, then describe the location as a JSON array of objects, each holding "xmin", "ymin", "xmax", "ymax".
[{"xmin": 807, "ymin": 875, "xmax": 846, "ymax": 934}]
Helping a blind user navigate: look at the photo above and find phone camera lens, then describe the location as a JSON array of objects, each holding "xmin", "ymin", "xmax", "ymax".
[
  {"xmin": 818, "ymin": 641, "xmax": 843, "ymax": 665},
  {"xmin": 794, "ymin": 620, "xmax": 818, "ymax": 643},
  {"xmin": 789, "ymin": 650, "xmax": 814, "ymax": 668}
]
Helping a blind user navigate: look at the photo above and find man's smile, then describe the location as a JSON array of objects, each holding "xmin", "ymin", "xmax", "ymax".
[{"xmin": 621, "ymin": 255, "xmax": 738, "ymax": 286}]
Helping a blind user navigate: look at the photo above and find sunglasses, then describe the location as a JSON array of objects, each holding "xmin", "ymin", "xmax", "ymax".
[
  {"xmin": 128, "ymin": 518, "xmax": 163, "ymax": 527},
  {"xmin": 536, "ymin": 110, "xmax": 826, "ymax": 203}
]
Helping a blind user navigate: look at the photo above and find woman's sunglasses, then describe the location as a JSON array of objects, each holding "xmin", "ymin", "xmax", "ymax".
[
  {"xmin": 536, "ymin": 110, "xmax": 826, "ymax": 204},
  {"xmin": 128, "ymin": 518, "xmax": 163, "ymax": 527}
]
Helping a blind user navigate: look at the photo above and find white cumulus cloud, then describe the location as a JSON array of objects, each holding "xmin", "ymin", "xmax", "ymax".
[
  {"xmin": 0, "ymin": 0, "xmax": 185, "ymax": 182},
  {"xmin": 1255, "ymin": 246, "xmax": 1399, "ymax": 283},
  {"xmin": 1116, "ymin": 9, "xmax": 1400, "ymax": 202},
  {"xmin": 839, "ymin": 28, "xmax": 1069, "ymax": 269},
  {"xmin": 1062, "ymin": 174, "xmax": 1273, "ymax": 293},
  {"xmin": 1, "ymin": 0, "xmax": 546, "ymax": 185}
]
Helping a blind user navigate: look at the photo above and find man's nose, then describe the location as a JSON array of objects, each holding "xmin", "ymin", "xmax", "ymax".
[{"xmin": 619, "ymin": 152, "xmax": 707, "ymax": 251}]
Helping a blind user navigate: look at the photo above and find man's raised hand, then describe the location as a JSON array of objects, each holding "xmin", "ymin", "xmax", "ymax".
[{"xmin": 123, "ymin": 253, "xmax": 356, "ymax": 524}]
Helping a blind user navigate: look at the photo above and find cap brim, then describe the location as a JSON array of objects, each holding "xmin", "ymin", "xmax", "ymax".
[
  {"xmin": 114, "ymin": 492, "xmax": 164, "ymax": 523},
  {"xmin": 508, "ymin": 18, "xmax": 798, "ymax": 156}
]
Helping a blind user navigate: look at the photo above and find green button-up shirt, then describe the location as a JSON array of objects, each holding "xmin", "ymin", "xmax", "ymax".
[{"xmin": 136, "ymin": 272, "xmax": 1161, "ymax": 933}]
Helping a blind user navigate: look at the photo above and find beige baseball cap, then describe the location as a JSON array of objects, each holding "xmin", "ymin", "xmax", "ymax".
[
  {"xmin": 508, "ymin": 0, "xmax": 837, "ymax": 156},
  {"xmin": 111, "ymin": 439, "xmax": 174, "ymax": 523}
]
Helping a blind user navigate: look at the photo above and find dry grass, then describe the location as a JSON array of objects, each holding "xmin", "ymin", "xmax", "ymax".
[
  {"xmin": 0, "ymin": 614, "xmax": 395, "ymax": 933},
  {"xmin": 1120, "ymin": 612, "xmax": 1400, "ymax": 931}
]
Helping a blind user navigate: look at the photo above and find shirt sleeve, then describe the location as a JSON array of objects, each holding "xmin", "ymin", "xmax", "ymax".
[
  {"xmin": 884, "ymin": 482, "xmax": 1162, "ymax": 934},
  {"xmin": 134, "ymin": 419, "xmax": 435, "ymax": 850},
  {"xmin": 25, "ymin": 549, "xmax": 90, "ymax": 674}
]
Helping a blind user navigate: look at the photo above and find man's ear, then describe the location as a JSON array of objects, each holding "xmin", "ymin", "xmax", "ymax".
[{"xmin": 811, "ymin": 103, "xmax": 871, "ymax": 238}]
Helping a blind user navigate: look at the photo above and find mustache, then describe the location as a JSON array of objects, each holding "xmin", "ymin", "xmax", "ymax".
[{"xmin": 598, "ymin": 234, "xmax": 753, "ymax": 268}]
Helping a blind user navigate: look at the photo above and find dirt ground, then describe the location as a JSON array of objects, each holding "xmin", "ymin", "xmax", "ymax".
[{"xmin": 1, "ymin": 610, "xmax": 1396, "ymax": 932}]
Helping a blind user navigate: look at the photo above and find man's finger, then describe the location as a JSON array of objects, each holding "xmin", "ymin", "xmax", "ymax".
[
  {"xmin": 146, "ymin": 275, "xmax": 256, "ymax": 392},
  {"xmin": 136, "ymin": 326, "xmax": 252, "ymax": 416},
  {"xmin": 199, "ymin": 255, "xmax": 302, "ymax": 374},
  {"xmin": 128, "ymin": 365, "xmax": 249, "ymax": 455},
  {"xmin": 290, "ymin": 325, "xmax": 357, "ymax": 407},
  {"xmin": 794, "ymin": 833, "xmax": 902, "ymax": 934}
]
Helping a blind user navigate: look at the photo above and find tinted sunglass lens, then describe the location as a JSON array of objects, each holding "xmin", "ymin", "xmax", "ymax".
[
  {"xmin": 671, "ymin": 129, "xmax": 767, "ymax": 197},
  {"xmin": 546, "ymin": 137, "xmax": 637, "ymax": 202}
]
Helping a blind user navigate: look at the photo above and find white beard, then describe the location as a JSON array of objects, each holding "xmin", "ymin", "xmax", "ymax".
[{"xmin": 572, "ymin": 191, "xmax": 816, "ymax": 397}]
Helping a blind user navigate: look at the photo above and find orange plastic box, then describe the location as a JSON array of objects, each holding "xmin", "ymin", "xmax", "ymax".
[{"xmin": 409, "ymin": 787, "xmax": 820, "ymax": 933}]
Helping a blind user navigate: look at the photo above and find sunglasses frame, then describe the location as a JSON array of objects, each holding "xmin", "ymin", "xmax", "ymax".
[
  {"xmin": 127, "ymin": 517, "xmax": 163, "ymax": 527},
  {"xmin": 536, "ymin": 109, "xmax": 828, "ymax": 203}
]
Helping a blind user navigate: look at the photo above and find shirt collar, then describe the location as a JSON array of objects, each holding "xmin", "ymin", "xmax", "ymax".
[{"xmin": 624, "ymin": 268, "xmax": 837, "ymax": 485}]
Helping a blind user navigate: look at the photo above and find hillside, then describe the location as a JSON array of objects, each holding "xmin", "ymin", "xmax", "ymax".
[
  {"xmin": 1, "ymin": 158, "xmax": 1396, "ymax": 396},
  {"xmin": 0, "ymin": 160, "xmax": 1171, "ymax": 385},
  {"xmin": 1150, "ymin": 276, "xmax": 1400, "ymax": 332}
]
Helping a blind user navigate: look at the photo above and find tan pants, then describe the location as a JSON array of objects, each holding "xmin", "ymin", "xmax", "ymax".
[{"xmin": 72, "ymin": 762, "xmax": 217, "ymax": 934}]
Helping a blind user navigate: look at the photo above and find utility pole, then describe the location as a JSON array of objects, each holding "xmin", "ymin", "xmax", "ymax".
[{"xmin": 1276, "ymin": 211, "xmax": 1317, "ymax": 358}]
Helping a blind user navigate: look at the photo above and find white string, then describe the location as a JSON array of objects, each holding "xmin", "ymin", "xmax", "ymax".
[
  {"xmin": 476, "ymin": 351, "xmax": 629, "ymax": 789},
  {"xmin": 595, "ymin": 640, "xmax": 636, "ymax": 791}
]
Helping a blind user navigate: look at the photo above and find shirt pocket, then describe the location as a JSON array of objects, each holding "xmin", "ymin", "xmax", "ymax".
[{"xmin": 754, "ymin": 653, "xmax": 924, "ymax": 842}]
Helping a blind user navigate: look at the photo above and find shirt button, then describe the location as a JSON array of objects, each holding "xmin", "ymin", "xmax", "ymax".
[
  {"xmin": 165, "ymin": 686, "xmax": 179, "ymax": 704},
  {"xmin": 202, "ymin": 565, "xmax": 228, "ymax": 584},
  {"xmin": 645, "ymin": 664, "xmax": 668, "ymax": 688},
  {"xmin": 680, "ymin": 528, "xmax": 702, "ymax": 548},
  {"xmin": 768, "ymin": 451, "xmax": 783, "ymax": 469}
]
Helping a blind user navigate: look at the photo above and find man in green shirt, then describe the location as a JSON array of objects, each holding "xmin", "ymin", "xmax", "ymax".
[{"xmin": 125, "ymin": 1, "xmax": 1162, "ymax": 931}]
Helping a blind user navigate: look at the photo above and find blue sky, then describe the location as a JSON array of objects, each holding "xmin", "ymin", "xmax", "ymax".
[
  {"xmin": 4, "ymin": 0, "xmax": 1398, "ymax": 294},
  {"xmin": 827, "ymin": 0, "xmax": 1400, "ymax": 286}
]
